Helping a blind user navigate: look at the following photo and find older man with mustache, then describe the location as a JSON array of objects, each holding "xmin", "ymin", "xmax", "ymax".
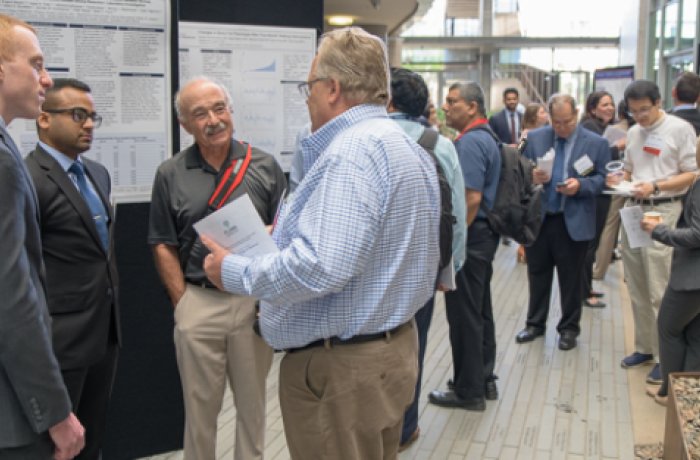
[{"xmin": 148, "ymin": 76, "xmax": 286, "ymax": 460}]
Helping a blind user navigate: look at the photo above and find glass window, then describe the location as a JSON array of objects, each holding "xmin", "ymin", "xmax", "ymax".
[
  {"xmin": 494, "ymin": 0, "xmax": 518, "ymax": 14},
  {"xmin": 680, "ymin": 0, "xmax": 697, "ymax": 51},
  {"xmin": 663, "ymin": 1, "xmax": 678, "ymax": 52}
]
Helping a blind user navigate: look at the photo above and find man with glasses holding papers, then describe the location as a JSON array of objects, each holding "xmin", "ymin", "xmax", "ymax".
[
  {"xmin": 610, "ymin": 79, "xmax": 697, "ymax": 386},
  {"xmin": 201, "ymin": 27, "xmax": 440, "ymax": 459},
  {"xmin": 148, "ymin": 76, "xmax": 286, "ymax": 460}
]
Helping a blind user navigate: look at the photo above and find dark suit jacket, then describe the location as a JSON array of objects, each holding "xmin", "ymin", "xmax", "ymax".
[
  {"xmin": 652, "ymin": 178, "xmax": 700, "ymax": 291},
  {"xmin": 670, "ymin": 108, "xmax": 700, "ymax": 136},
  {"xmin": 522, "ymin": 125, "xmax": 610, "ymax": 241},
  {"xmin": 25, "ymin": 146, "xmax": 121, "ymax": 371},
  {"xmin": 0, "ymin": 128, "xmax": 71, "ymax": 448},
  {"xmin": 489, "ymin": 109, "xmax": 522, "ymax": 144}
]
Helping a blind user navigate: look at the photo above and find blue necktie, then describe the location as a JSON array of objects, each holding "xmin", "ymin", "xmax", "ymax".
[
  {"xmin": 69, "ymin": 162, "xmax": 109, "ymax": 250},
  {"xmin": 547, "ymin": 137, "xmax": 567, "ymax": 213}
]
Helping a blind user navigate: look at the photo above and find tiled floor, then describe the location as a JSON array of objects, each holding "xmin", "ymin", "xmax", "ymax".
[{"xmin": 143, "ymin": 244, "xmax": 666, "ymax": 460}]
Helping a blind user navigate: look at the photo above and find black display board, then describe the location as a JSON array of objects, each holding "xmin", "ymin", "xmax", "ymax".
[{"xmin": 103, "ymin": 1, "xmax": 322, "ymax": 458}]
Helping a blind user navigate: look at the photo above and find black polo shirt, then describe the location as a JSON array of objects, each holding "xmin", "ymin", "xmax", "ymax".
[{"xmin": 148, "ymin": 139, "xmax": 287, "ymax": 284}]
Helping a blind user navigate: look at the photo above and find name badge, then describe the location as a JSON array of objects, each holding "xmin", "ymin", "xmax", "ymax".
[
  {"xmin": 574, "ymin": 154, "xmax": 594, "ymax": 176},
  {"xmin": 642, "ymin": 134, "xmax": 664, "ymax": 156}
]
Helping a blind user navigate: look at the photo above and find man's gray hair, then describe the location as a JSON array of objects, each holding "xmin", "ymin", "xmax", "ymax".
[
  {"xmin": 315, "ymin": 27, "xmax": 390, "ymax": 105},
  {"xmin": 174, "ymin": 76, "xmax": 233, "ymax": 120},
  {"xmin": 547, "ymin": 93, "xmax": 577, "ymax": 114},
  {"xmin": 449, "ymin": 81, "xmax": 486, "ymax": 116}
]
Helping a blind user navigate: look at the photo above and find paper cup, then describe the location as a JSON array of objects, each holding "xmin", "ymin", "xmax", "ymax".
[{"xmin": 643, "ymin": 211, "xmax": 662, "ymax": 223}]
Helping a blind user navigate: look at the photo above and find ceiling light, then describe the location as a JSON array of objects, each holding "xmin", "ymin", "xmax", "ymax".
[{"xmin": 327, "ymin": 15, "xmax": 354, "ymax": 26}]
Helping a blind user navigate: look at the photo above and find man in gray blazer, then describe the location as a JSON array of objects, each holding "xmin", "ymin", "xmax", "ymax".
[
  {"xmin": 0, "ymin": 14, "xmax": 84, "ymax": 460},
  {"xmin": 26, "ymin": 78, "xmax": 120, "ymax": 460}
]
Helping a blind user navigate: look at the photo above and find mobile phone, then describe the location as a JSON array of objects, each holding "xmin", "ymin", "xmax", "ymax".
[{"xmin": 556, "ymin": 181, "xmax": 567, "ymax": 188}]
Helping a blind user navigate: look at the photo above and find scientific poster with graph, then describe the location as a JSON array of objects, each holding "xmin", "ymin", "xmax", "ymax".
[
  {"xmin": 178, "ymin": 22, "xmax": 316, "ymax": 172},
  {"xmin": 0, "ymin": 0, "xmax": 171, "ymax": 203}
]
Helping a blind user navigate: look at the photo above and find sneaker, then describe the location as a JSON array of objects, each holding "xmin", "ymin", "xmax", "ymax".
[
  {"xmin": 646, "ymin": 363, "xmax": 663, "ymax": 385},
  {"xmin": 620, "ymin": 352, "xmax": 654, "ymax": 368}
]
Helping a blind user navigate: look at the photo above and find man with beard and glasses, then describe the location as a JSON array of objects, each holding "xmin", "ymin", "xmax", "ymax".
[{"xmin": 148, "ymin": 76, "xmax": 286, "ymax": 460}]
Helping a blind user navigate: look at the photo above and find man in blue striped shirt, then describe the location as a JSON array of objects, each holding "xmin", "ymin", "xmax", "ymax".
[{"xmin": 202, "ymin": 27, "xmax": 440, "ymax": 459}]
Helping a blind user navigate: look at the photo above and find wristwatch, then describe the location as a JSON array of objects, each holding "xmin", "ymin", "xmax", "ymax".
[{"xmin": 652, "ymin": 181, "xmax": 660, "ymax": 195}]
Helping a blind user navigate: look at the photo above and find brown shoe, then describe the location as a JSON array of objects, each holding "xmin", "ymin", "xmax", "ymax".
[{"xmin": 398, "ymin": 427, "xmax": 420, "ymax": 452}]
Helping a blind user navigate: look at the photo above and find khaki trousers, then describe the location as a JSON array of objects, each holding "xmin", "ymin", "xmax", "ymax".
[
  {"xmin": 620, "ymin": 199, "xmax": 682, "ymax": 358},
  {"xmin": 279, "ymin": 320, "xmax": 419, "ymax": 460},
  {"xmin": 593, "ymin": 194, "xmax": 626, "ymax": 279},
  {"xmin": 174, "ymin": 285, "xmax": 273, "ymax": 460}
]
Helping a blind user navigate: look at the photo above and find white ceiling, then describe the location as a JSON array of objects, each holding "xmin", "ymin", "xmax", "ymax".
[{"xmin": 324, "ymin": 0, "xmax": 433, "ymax": 35}]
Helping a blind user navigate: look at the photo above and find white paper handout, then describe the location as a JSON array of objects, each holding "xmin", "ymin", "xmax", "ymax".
[
  {"xmin": 537, "ymin": 147, "xmax": 555, "ymax": 176},
  {"xmin": 603, "ymin": 180, "xmax": 636, "ymax": 196},
  {"xmin": 619, "ymin": 206, "xmax": 653, "ymax": 248},
  {"xmin": 193, "ymin": 194, "xmax": 279, "ymax": 257},
  {"xmin": 437, "ymin": 257, "xmax": 456, "ymax": 291},
  {"xmin": 602, "ymin": 125, "xmax": 627, "ymax": 146}
]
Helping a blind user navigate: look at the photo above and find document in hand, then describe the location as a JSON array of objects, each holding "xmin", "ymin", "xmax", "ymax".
[
  {"xmin": 619, "ymin": 206, "xmax": 653, "ymax": 248},
  {"xmin": 537, "ymin": 147, "xmax": 555, "ymax": 176},
  {"xmin": 193, "ymin": 193, "xmax": 279, "ymax": 257},
  {"xmin": 603, "ymin": 125, "xmax": 626, "ymax": 146}
]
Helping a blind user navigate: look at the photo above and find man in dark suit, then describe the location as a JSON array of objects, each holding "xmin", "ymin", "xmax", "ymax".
[
  {"xmin": 488, "ymin": 87, "xmax": 522, "ymax": 145},
  {"xmin": 669, "ymin": 71, "xmax": 700, "ymax": 135},
  {"xmin": 26, "ymin": 78, "xmax": 120, "ymax": 460},
  {"xmin": 514, "ymin": 93, "xmax": 609, "ymax": 351},
  {"xmin": 0, "ymin": 14, "xmax": 85, "ymax": 460}
]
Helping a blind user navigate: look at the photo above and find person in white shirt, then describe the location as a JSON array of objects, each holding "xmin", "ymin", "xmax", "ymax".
[{"xmin": 609, "ymin": 79, "xmax": 697, "ymax": 387}]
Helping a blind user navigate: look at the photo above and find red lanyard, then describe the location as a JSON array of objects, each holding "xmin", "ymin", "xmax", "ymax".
[
  {"xmin": 208, "ymin": 142, "xmax": 252, "ymax": 210},
  {"xmin": 454, "ymin": 118, "xmax": 489, "ymax": 142}
]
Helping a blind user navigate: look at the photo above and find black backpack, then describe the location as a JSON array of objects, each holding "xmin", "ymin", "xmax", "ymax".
[
  {"xmin": 416, "ymin": 128, "xmax": 455, "ymax": 270},
  {"xmin": 472, "ymin": 125, "xmax": 543, "ymax": 245}
]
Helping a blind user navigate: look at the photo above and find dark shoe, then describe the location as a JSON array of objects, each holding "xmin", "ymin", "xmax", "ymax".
[
  {"xmin": 515, "ymin": 326, "xmax": 544, "ymax": 343},
  {"xmin": 398, "ymin": 427, "xmax": 420, "ymax": 452},
  {"xmin": 620, "ymin": 352, "xmax": 654, "ymax": 368},
  {"xmin": 558, "ymin": 331, "xmax": 577, "ymax": 350},
  {"xmin": 590, "ymin": 290, "xmax": 604, "ymax": 298},
  {"xmin": 446, "ymin": 378, "xmax": 498, "ymax": 401},
  {"xmin": 428, "ymin": 390, "xmax": 485, "ymax": 411},
  {"xmin": 583, "ymin": 298, "xmax": 606, "ymax": 308},
  {"xmin": 646, "ymin": 363, "xmax": 662, "ymax": 384},
  {"xmin": 485, "ymin": 377, "xmax": 499, "ymax": 401}
]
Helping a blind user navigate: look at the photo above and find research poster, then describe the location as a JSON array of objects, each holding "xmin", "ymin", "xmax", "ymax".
[
  {"xmin": 1, "ymin": 0, "xmax": 171, "ymax": 203},
  {"xmin": 178, "ymin": 22, "xmax": 316, "ymax": 172},
  {"xmin": 594, "ymin": 66, "xmax": 635, "ymax": 111}
]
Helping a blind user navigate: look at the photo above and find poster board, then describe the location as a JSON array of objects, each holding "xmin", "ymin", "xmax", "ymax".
[
  {"xmin": 593, "ymin": 66, "xmax": 635, "ymax": 109},
  {"xmin": 0, "ymin": 0, "xmax": 172, "ymax": 203},
  {"xmin": 178, "ymin": 21, "xmax": 316, "ymax": 172}
]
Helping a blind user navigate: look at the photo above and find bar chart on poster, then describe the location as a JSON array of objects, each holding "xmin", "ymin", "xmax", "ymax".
[
  {"xmin": 1, "ymin": 0, "xmax": 171, "ymax": 203},
  {"xmin": 178, "ymin": 22, "xmax": 316, "ymax": 172}
]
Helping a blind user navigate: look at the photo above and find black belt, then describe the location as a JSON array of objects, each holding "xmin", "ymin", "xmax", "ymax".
[
  {"xmin": 286, "ymin": 321, "xmax": 412, "ymax": 353},
  {"xmin": 545, "ymin": 211, "xmax": 563, "ymax": 217},
  {"xmin": 186, "ymin": 280, "xmax": 218, "ymax": 289},
  {"xmin": 633, "ymin": 196, "xmax": 682, "ymax": 205}
]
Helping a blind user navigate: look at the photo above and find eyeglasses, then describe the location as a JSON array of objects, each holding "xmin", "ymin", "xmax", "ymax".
[
  {"xmin": 190, "ymin": 102, "xmax": 231, "ymax": 122},
  {"xmin": 444, "ymin": 97, "xmax": 465, "ymax": 107},
  {"xmin": 551, "ymin": 116, "xmax": 577, "ymax": 127},
  {"xmin": 44, "ymin": 107, "xmax": 102, "ymax": 128},
  {"xmin": 627, "ymin": 106, "xmax": 655, "ymax": 118},
  {"xmin": 297, "ymin": 78, "xmax": 328, "ymax": 99}
]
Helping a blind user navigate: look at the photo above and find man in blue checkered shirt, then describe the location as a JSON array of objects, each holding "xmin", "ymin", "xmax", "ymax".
[{"xmin": 202, "ymin": 27, "xmax": 440, "ymax": 459}]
